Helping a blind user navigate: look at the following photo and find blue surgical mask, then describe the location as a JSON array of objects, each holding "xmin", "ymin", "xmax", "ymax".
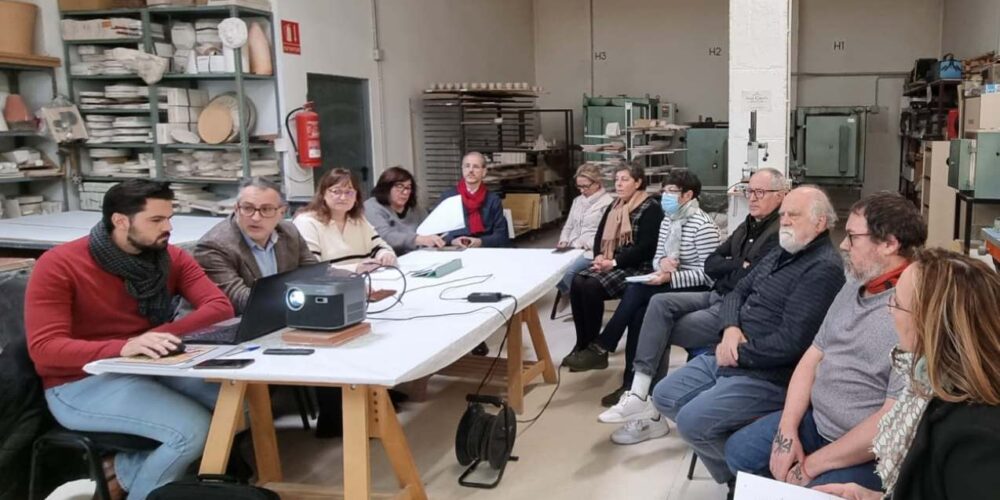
[{"xmin": 661, "ymin": 193, "xmax": 680, "ymax": 215}]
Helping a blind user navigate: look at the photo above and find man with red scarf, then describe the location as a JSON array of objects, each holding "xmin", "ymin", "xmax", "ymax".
[{"xmin": 439, "ymin": 151, "xmax": 510, "ymax": 248}]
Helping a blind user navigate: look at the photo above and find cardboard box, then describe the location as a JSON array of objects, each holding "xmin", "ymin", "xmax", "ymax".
[
  {"xmin": 503, "ymin": 193, "xmax": 541, "ymax": 231},
  {"xmin": 58, "ymin": 0, "xmax": 115, "ymax": 11},
  {"xmin": 965, "ymin": 93, "xmax": 1000, "ymax": 132},
  {"xmin": 163, "ymin": 87, "xmax": 207, "ymax": 107}
]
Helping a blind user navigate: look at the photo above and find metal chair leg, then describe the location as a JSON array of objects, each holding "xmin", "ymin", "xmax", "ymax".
[
  {"xmin": 550, "ymin": 290, "xmax": 561, "ymax": 320},
  {"xmin": 687, "ymin": 452, "xmax": 698, "ymax": 480},
  {"xmin": 295, "ymin": 387, "xmax": 311, "ymax": 430}
]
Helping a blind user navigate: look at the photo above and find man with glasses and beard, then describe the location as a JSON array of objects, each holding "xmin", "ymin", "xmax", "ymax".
[
  {"xmin": 649, "ymin": 186, "xmax": 845, "ymax": 496},
  {"xmin": 195, "ymin": 177, "xmax": 317, "ymax": 314},
  {"xmin": 725, "ymin": 192, "xmax": 926, "ymax": 491},
  {"xmin": 26, "ymin": 179, "xmax": 234, "ymax": 499}
]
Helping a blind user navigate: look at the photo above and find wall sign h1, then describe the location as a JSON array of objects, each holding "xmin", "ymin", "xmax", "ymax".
[{"xmin": 282, "ymin": 20, "xmax": 301, "ymax": 55}]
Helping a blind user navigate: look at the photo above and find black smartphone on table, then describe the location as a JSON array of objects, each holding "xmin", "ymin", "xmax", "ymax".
[
  {"xmin": 263, "ymin": 348, "xmax": 315, "ymax": 355},
  {"xmin": 552, "ymin": 247, "xmax": 573, "ymax": 254},
  {"xmin": 193, "ymin": 358, "xmax": 254, "ymax": 369}
]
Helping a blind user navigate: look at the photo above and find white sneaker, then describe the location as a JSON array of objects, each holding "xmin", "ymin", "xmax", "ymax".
[
  {"xmin": 597, "ymin": 391, "xmax": 658, "ymax": 423},
  {"xmin": 610, "ymin": 416, "xmax": 671, "ymax": 445}
]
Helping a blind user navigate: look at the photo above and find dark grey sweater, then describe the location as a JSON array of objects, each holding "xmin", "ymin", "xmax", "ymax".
[{"xmin": 718, "ymin": 232, "xmax": 845, "ymax": 386}]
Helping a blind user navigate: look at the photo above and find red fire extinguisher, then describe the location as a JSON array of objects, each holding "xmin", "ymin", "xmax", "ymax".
[{"xmin": 285, "ymin": 102, "xmax": 322, "ymax": 168}]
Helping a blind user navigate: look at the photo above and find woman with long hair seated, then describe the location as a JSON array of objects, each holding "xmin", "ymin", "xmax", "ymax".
[
  {"xmin": 294, "ymin": 167, "xmax": 397, "ymax": 273},
  {"xmin": 364, "ymin": 166, "xmax": 445, "ymax": 255},
  {"xmin": 566, "ymin": 163, "xmax": 663, "ymax": 360},
  {"xmin": 816, "ymin": 248, "xmax": 1000, "ymax": 499}
]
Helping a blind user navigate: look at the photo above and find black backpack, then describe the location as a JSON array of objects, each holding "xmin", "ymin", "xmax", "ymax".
[{"xmin": 148, "ymin": 475, "xmax": 279, "ymax": 500}]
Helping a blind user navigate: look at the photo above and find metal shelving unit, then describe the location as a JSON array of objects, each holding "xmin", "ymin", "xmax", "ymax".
[
  {"xmin": 60, "ymin": 4, "xmax": 282, "ymax": 202},
  {"xmin": 898, "ymin": 79, "xmax": 960, "ymax": 205},
  {"xmin": 0, "ymin": 55, "xmax": 69, "ymax": 210}
]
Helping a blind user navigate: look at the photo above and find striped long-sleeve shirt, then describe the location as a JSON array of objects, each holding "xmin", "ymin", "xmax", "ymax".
[{"xmin": 652, "ymin": 209, "xmax": 721, "ymax": 290}]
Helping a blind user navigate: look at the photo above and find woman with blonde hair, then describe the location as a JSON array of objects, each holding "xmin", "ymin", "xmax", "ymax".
[
  {"xmin": 816, "ymin": 248, "xmax": 1000, "ymax": 499},
  {"xmin": 554, "ymin": 163, "xmax": 614, "ymax": 301}
]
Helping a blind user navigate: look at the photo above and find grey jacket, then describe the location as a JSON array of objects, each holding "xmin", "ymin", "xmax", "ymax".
[
  {"xmin": 363, "ymin": 197, "xmax": 427, "ymax": 255},
  {"xmin": 194, "ymin": 215, "xmax": 317, "ymax": 314}
]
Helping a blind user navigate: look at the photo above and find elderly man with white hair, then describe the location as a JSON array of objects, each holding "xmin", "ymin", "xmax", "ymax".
[{"xmin": 650, "ymin": 186, "xmax": 846, "ymax": 494}]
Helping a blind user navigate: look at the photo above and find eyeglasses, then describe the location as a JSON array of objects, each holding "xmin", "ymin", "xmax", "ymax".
[
  {"xmin": 888, "ymin": 292, "xmax": 911, "ymax": 313},
  {"xmin": 844, "ymin": 232, "xmax": 871, "ymax": 248},
  {"xmin": 392, "ymin": 183, "xmax": 413, "ymax": 193},
  {"xmin": 744, "ymin": 188, "xmax": 782, "ymax": 200},
  {"xmin": 237, "ymin": 204, "xmax": 282, "ymax": 218},
  {"xmin": 576, "ymin": 182, "xmax": 595, "ymax": 190},
  {"xmin": 326, "ymin": 188, "xmax": 357, "ymax": 198}
]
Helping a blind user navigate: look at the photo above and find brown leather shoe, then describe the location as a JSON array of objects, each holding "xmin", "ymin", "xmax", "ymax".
[{"xmin": 95, "ymin": 455, "xmax": 125, "ymax": 500}]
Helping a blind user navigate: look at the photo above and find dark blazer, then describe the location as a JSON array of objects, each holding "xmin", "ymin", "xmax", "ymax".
[
  {"xmin": 891, "ymin": 398, "xmax": 1000, "ymax": 500},
  {"xmin": 194, "ymin": 215, "xmax": 317, "ymax": 314},
  {"xmin": 717, "ymin": 232, "xmax": 845, "ymax": 386},
  {"xmin": 438, "ymin": 187, "xmax": 510, "ymax": 247},
  {"xmin": 704, "ymin": 209, "xmax": 780, "ymax": 296}
]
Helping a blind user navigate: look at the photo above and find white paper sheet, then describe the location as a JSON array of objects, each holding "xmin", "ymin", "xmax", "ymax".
[
  {"xmin": 625, "ymin": 272, "xmax": 659, "ymax": 283},
  {"xmin": 735, "ymin": 473, "xmax": 840, "ymax": 500},
  {"xmin": 417, "ymin": 195, "xmax": 466, "ymax": 235}
]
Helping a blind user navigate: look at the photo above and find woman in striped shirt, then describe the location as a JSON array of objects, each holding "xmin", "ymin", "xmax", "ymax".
[{"xmin": 564, "ymin": 169, "xmax": 721, "ymax": 385}]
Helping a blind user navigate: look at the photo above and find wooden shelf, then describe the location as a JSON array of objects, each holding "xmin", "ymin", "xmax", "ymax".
[
  {"xmin": 62, "ymin": 38, "xmax": 144, "ymax": 46},
  {"xmin": 0, "ymin": 52, "xmax": 61, "ymax": 70}
]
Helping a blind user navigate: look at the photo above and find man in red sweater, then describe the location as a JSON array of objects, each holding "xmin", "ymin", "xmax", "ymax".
[{"xmin": 26, "ymin": 179, "xmax": 233, "ymax": 499}]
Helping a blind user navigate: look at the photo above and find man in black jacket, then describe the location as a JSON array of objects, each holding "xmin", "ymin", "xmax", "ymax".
[
  {"xmin": 651, "ymin": 186, "xmax": 845, "ymax": 488},
  {"xmin": 599, "ymin": 168, "xmax": 786, "ymax": 444}
]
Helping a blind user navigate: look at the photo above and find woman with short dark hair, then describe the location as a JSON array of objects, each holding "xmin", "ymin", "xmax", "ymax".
[
  {"xmin": 364, "ymin": 166, "xmax": 445, "ymax": 255},
  {"xmin": 566, "ymin": 164, "xmax": 663, "ymax": 361}
]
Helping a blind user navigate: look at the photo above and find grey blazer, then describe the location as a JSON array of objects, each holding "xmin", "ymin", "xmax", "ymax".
[{"xmin": 194, "ymin": 215, "xmax": 317, "ymax": 314}]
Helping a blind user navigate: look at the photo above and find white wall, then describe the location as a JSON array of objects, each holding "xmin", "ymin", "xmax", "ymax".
[
  {"xmin": 274, "ymin": 0, "xmax": 536, "ymax": 199},
  {"xmin": 376, "ymin": 0, "xmax": 535, "ymax": 206},
  {"xmin": 942, "ymin": 0, "xmax": 1000, "ymax": 58},
  {"xmin": 793, "ymin": 0, "xmax": 943, "ymax": 197},
  {"xmin": 534, "ymin": 0, "xmax": 729, "ymax": 138}
]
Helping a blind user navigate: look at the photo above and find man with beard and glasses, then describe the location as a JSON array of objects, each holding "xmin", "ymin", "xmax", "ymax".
[
  {"xmin": 26, "ymin": 179, "xmax": 233, "ymax": 499},
  {"xmin": 725, "ymin": 192, "xmax": 926, "ymax": 491},
  {"xmin": 650, "ymin": 186, "xmax": 845, "ymax": 496}
]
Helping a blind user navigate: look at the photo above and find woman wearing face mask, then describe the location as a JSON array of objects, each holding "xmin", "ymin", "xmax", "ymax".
[
  {"xmin": 566, "ymin": 164, "xmax": 663, "ymax": 362},
  {"xmin": 564, "ymin": 169, "xmax": 720, "ymax": 389},
  {"xmin": 815, "ymin": 248, "xmax": 1000, "ymax": 500},
  {"xmin": 554, "ymin": 163, "xmax": 615, "ymax": 307}
]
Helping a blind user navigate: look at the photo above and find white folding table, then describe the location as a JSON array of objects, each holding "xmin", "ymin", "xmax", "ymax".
[
  {"xmin": 86, "ymin": 248, "xmax": 580, "ymax": 499},
  {"xmin": 0, "ymin": 211, "xmax": 223, "ymax": 250}
]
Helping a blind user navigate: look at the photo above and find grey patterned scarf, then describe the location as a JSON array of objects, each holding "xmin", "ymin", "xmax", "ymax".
[{"xmin": 88, "ymin": 222, "xmax": 174, "ymax": 325}]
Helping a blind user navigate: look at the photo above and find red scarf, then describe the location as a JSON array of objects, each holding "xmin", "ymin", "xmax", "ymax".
[
  {"xmin": 458, "ymin": 181, "xmax": 486, "ymax": 234},
  {"xmin": 865, "ymin": 261, "xmax": 910, "ymax": 295}
]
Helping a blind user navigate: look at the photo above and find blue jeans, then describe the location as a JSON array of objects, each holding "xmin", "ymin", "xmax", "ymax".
[
  {"xmin": 45, "ymin": 374, "xmax": 219, "ymax": 499},
  {"xmin": 652, "ymin": 354, "xmax": 787, "ymax": 484},
  {"xmin": 557, "ymin": 255, "xmax": 591, "ymax": 294},
  {"xmin": 725, "ymin": 409, "xmax": 882, "ymax": 490}
]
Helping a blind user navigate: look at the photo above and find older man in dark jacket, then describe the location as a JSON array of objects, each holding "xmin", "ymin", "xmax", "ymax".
[
  {"xmin": 651, "ymin": 186, "xmax": 846, "ymax": 490},
  {"xmin": 598, "ymin": 169, "xmax": 787, "ymax": 442}
]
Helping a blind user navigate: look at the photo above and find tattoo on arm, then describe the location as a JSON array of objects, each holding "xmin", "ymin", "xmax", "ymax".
[
  {"xmin": 789, "ymin": 464, "xmax": 803, "ymax": 481},
  {"xmin": 773, "ymin": 431, "xmax": 793, "ymax": 453}
]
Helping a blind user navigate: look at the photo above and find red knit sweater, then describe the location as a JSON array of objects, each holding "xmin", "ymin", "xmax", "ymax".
[{"xmin": 26, "ymin": 237, "xmax": 234, "ymax": 389}]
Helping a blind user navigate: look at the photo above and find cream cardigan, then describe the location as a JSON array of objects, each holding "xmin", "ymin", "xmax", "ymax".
[{"xmin": 292, "ymin": 212, "xmax": 395, "ymax": 270}]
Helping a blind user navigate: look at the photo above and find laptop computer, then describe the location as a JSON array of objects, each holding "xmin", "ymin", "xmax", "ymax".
[{"xmin": 185, "ymin": 262, "xmax": 334, "ymax": 345}]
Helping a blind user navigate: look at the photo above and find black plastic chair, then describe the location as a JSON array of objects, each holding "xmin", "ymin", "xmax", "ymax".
[{"xmin": 29, "ymin": 427, "xmax": 159, "ymax": 500}]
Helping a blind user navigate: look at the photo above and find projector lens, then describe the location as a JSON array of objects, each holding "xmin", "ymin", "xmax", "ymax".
[{"xmin": 286, "ymin": 288, "xmax": 305, "ymax": 311}]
